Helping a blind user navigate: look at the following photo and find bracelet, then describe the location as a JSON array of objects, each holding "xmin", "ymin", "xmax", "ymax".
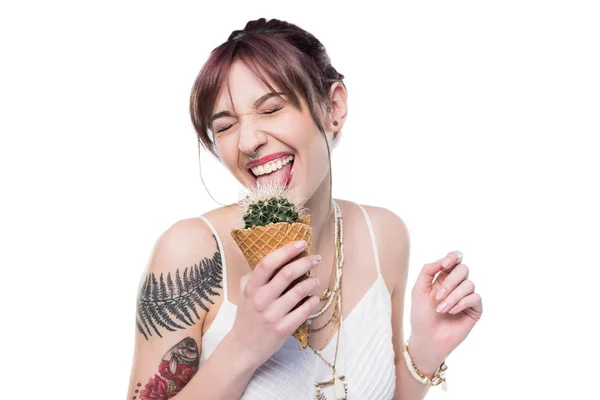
[{"xmin": 403, "ymin": 341, "xmax": 448, "ymax": 391}]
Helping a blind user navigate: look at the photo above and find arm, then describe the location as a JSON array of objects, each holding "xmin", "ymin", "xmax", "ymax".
[
  {"xmin": 126, "ymin": 218, "xmax": 259, "ymax": 400},
  {"xmin": 367, "ymin": 207, "xmax": 439, "ymax": 399}
]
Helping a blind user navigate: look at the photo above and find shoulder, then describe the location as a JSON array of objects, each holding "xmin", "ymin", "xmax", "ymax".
[
  {"xmin": 146, "ymin": 203, "xmax": 236, "ymax": 272},
  {"xmin": 352, "ymin": 202, "xmax": 411, "ymax": 295},
  {"xmin": 358, "ymin": 204, "xmax": 410, "ymax": 242},
  {"xmin": 146, "ymin": 217, "xmax": 219, "ymax": 274}
]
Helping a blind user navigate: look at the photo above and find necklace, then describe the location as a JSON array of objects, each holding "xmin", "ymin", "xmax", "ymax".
[
  {"xmin": 308, "ymin": 298, "xmax": 339, "ymax": 333},
  {"xmin": 297, "ymin": 199, "xmax": 347, "ymax": 400},
  {"xmin": 319, "ymin": 262, "xmax": 336, "ymax": 301},
  {"xmin": 308, "ymin": 201, "xmax": 343, "ymax": 320},
  {"xmin": 298, "ymin": 291, "xmax": 347, "ymax": 399},
  {"xmin": 310, "ymin": 203, "xmax": 342, "ymax": 332},
  {"xmin": 319, "ymin": 235, "xmax": 337, "ymax": 302},
  {"xmin": 310, "ymin": 292, "xmax": 340, "ymax": 348}
]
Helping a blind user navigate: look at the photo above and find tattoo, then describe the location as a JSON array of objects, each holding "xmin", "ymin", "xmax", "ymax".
[
  {"xmin": 136, "ymin": 234, "xmax": 223, "ymax": 340},
  {"xmin": 135, "ymin": 337, "xmax": 200, "ymax": 399}
]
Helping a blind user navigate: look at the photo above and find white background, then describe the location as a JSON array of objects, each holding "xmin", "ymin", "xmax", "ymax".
[{"xmin": 1, "ymin": 1, "xmax": 598, "ymax": 399}]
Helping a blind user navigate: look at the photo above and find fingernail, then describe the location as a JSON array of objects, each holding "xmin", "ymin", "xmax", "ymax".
[
  {"xmin": 456, "ymin": 251, "xmax": 463, "ymax": 260},
  {"xmin": 442, "ymin": 258, "xmax": 450, "ymax": 268},
  {"xmin": 436, "ymin": 302, "xmax": 448, "ymax": 313},
  {"xmin": 295, "ymin": 240, "xmax": 306, "ymax": 249},
  {"xmin": 313, "ymin": 255, "xmax": 322, "ymax": 265},
  {"xmin": 436, "ymin": 288, "xmax": 447, "ymax": 300}
]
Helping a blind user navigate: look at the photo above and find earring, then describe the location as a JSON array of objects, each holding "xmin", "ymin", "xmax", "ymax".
[{"xmin": 333, "ymin": 120, "xmax": 338, "ymax": 126}]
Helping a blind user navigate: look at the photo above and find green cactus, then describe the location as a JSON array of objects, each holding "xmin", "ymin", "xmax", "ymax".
[
  {"xmin": 236, "ymin": 181, "xmax": 308, "ymax": 229},
  {"xmin": 243, "ymin": 197, "xmax": 299, "ymax": 228}
]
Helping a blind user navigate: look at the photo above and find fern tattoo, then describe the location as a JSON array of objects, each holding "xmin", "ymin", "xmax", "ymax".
[{"xmin": 136, "ymin": 234, "xmax": 223, "ymax": 340}]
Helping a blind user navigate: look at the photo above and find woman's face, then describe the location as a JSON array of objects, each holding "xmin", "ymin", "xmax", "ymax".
[{"xmin": 210, "ymin": 59, "xmax": 343, "ymax": 205}]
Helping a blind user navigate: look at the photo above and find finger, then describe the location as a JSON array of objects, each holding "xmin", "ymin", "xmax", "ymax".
[
  {"xmin": 414, "ymin": 250, "xmax": 463, "ymax": 294},
  {"xmin": 434, "ymin": 263, "xmax": 470, "ymax": 301},
  {"xmin": 441, "ymin": 250, "xmax": 463, "ymax": 269},
  {"xmin": 436, "ymin": 279, "xmax": 475, "ymax": 313},
  {"xmin": 245, "ymin": 240, "xmax": 308, "ymax": 296},
  {"xmin": 413, "ymin": 257, "xmax": 445, "ymax": 294},
  {"xmin": 276, "ymin": 294, "xmax": 321, "ymax": 336},
  {"xmin": 265, "ymin": 277, "xmax": 320, "ymax": 321},
  {"xmin": 254, "ymin": 255, "xmax": 321, "ymax": 308},
  {"xmin": 430, "ymin": 270, "xmax": 449, "ymax": 299},
  {"xmin": 448, "ymin": 292, "xmax": 483, "ymax": 314}
]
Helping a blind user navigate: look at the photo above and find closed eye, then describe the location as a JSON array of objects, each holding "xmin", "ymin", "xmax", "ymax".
[
  {"xmin": 216, "ymin": 123, "xmax": 234, "ymax": 133},
  {"xmin": 262, "ymin": 105, "xmax": 283, "ymax": 114},
  {"xmin": 215, "ymin": 104, "xmax": 283, "ymax": 133}
]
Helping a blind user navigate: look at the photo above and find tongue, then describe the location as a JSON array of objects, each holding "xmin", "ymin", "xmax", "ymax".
[{"xmin": 256, "ymin": 162, "xmax": 292, "ymax": 187}]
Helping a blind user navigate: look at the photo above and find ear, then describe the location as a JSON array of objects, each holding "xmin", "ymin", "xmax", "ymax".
[{"xmin": 327, "ymin": 82, "xmax": 348, "ymax": 136}]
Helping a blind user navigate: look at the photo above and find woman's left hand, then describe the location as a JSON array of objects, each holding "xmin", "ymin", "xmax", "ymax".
[{"xmin": 407, "ymin": 250, "xmax": 483, "ymax": 372}]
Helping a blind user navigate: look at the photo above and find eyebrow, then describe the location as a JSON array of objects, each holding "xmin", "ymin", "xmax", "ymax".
[{"xmin": 210, "ymin": 92, "xmax": 286, "ymax": 125}]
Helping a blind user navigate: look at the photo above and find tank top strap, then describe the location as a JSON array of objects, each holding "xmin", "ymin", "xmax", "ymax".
[
  {"xmin": 198, "ymin": 215, "xmax": 228, "ymax": 300},
  {"xmin": 353, "ymin": 202, "xmax": 383, "ymax": 277}
]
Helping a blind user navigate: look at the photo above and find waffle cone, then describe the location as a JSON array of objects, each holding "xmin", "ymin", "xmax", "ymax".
[{"xmin": 230, "ymin": 215, "xmax": 312, "ymax": 348}]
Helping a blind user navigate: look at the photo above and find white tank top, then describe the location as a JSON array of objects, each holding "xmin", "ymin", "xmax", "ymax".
[{"xmin": 198, "ymin": 202, "xmax": 396, "ymax": 399}]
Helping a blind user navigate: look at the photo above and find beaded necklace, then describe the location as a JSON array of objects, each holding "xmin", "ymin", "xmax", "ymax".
[
  {"xmin": 297, "ymin": 200, "xmax": 347, "ymax": 400},
  {"xmin": 308, "ymin": 200, "xmax": 342, "ymax": 320}
]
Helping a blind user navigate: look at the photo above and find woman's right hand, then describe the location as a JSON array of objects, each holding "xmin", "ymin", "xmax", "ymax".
[{"xmin": 229, "ymin": 240, "xmax": 321, "ymax": 367}]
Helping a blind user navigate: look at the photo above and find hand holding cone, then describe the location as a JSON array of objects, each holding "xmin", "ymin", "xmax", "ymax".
[{"xmin": 230, "ymin": 182, "xmax": 312, "ymax": 348}]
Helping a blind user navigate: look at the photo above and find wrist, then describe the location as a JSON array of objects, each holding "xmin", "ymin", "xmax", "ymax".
[
  {"xmin": 222, "ymin": 331, "xmax": 262, "ymax": 373},
  {"xmin": 406, "ymin": 336, "xmax": 445, "ymax": 376}
]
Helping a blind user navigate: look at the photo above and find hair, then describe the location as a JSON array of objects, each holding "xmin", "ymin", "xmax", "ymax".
[{"xmin": 189, "ymin": 18, "xmax": 345, "ymax": 204}]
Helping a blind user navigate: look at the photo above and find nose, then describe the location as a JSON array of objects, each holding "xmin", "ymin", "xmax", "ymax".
[{"xmin": 238, "ymin": 114, "xmax": 267, "ymax": 158}]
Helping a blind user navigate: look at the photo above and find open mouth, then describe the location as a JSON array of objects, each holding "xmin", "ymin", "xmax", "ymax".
[{"xmin": 249, "ymin": 156, "xmax": 294, "ymax": 188}]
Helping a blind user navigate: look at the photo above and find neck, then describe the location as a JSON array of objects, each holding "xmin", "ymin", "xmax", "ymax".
[{"xmin": 302, "ymin": 169, "xmax": 335, "ymax": 259}]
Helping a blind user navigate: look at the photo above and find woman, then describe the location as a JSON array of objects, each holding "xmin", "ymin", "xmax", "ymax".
[{"xmin": 127, "ymin": 18, "xmax": 483, "ymax": 400}]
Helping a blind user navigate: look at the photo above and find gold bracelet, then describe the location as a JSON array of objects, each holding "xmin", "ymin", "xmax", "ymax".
[{"xmin": 403, "ymin": 342, "xmax": 448, "ymax": 391}]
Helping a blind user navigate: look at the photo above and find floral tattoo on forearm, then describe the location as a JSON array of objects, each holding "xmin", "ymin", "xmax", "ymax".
[{"xmin": 133, "ymin": 337, "xmax": 200, "ymax": 399}]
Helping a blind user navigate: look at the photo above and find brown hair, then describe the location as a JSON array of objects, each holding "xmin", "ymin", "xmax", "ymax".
[
  {"xmin": 189, "ymin": 18, "xmax": 345, "ymax": 205},
  {"xmin": 189, "ymin": 18, "xmax": 345, "ymax": 158}
]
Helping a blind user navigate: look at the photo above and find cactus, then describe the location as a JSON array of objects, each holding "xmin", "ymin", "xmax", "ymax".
[
  {"xmin": 236, "ymin": 181, "xmax": 308, "ymax": 229},
  {"xmin": 243, "ymin": 197, "xmax": 299, "ymax": 228}
]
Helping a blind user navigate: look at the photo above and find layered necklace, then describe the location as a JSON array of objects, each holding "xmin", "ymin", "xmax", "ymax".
[{"xmin": 297, "ymin": 199, "xmax": 347, "ymax": 400}]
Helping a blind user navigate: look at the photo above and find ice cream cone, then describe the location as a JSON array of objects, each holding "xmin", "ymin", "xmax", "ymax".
[{"xmin": 230, "ymin": 214, "xmax": 312, "ymax": 348}]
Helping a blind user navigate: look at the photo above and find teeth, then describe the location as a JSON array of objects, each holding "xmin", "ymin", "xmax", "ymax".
[{"xmin": 252, "ymin": 155, "xmax": 293, "ymax": 177}]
